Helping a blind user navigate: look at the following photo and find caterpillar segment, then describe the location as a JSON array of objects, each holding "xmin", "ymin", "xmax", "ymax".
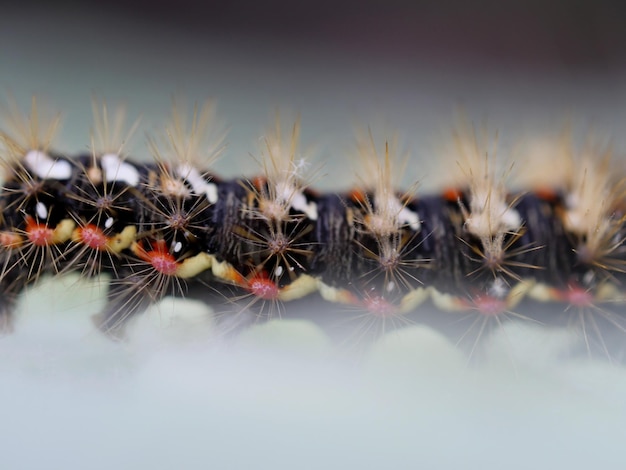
[
  {"xmin": 535, "ymin": 154, "xmax": 623, "ymax": 352},
  {"xmin": 91, "ymin": 101, "xmax": 224, "ymax": 334},
  {"xmin": 207, "ymin": 116, "xmax": 321, "ymax": 319},
  {"xmin": 1, "ymin": 100, "xmax": 626, "ymax": 354},
  {"xmin": 0, "ymin": 98, "xmax": 72, "ymax": 332},
  {"xmin": 340, "ymin": 131, "xmax": 426, "ymax": 319}
]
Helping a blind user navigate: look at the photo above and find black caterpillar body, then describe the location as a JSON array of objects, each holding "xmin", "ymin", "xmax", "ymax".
[{"xmin": 1, "ymin": 101, "xmax": 625, "ymax": 354}]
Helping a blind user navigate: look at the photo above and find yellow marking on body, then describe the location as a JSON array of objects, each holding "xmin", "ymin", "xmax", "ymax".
[
  {"xmin": 129, "ymin": 240, "xmax": 142, "ymax": 257},
  {"xmin": 596, "ymin": 282, "xmax": 625, "ymax": 303},
  {"xmin": 429, "ymin": 288, "xmax": 467, "ymax": 311},
  {"xmin": 175, "ymin": 252, "xmax": 214, "ymax": 279},
  {"xmin": 107, "ymin": 226, "xmax": 137, "ymax": 253},
  {"xmin": 52, "ymin": 219, "xmax": 76, "ymax": 244},
  {"xmin": 317, "ymin": 281, "xmax": 358, "ymax": 305},
  {"xmin": 399, "ymin": 287, "xmax": 429, "ymax": 313},
  {"xmin": 527, "ymin": 282, "xmax": 559, "ymax": 302},
  {"xmin": 211, "ymin": 258, "xmax": 244, "ymax": 284},
  {"xmin": 70, "ymin": 228, "xmax": 82, "ymax": 244},
  {"xmin": 277, "ymin": 274, "xmax": 318, "ymax": 301},
  {"xmin": 505, "ymin": 279, "xmax": 535, "ymax": 308}
]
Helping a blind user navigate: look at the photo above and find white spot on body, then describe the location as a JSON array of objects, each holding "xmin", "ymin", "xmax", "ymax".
[
  {"xmin": 369, "ymin": 192, "xmax": 422, "ymax": 233},
  {"xmin": 35, "ymin": 201, "xmax": 48, "ymax": 220},
  {"xmin": 465, "ymin": 187, "xmax": 522, "ymax": 238},
  {"xmin": 101, "ymin": 153, "xmax": 140, "ymax": 187},
  {"xmin": 399, "ymin": 206, "xmax": 421, "ymax": 231},
  {"xmin": 465, "ymin": 204, "xmax": 521, "ymax": 238},
  {"xmin": 104, "ymin": 217, "xmax": 114, "ymax": 229},
  {"xmin": 289, "ymin": 191, "xmax": 318, "ymax": 221},
  {"xmin": 173, "ymin": 241, "xmax": 183, "ymax": 253},
  {"xmin": 24, "ymin": 150, "xmax": 72, "ymax": 180},
  {"xmin": 176, "ymin": 164, "xmax": 219, "ymax": 204},
  {"xmin": 502, "ymin": 208, "xmax": 522, "ymax": 231},
  {"xmin": 386, "ymin": 281, "xmax": 395, "ymax": 293},
  {"xmin": 205, "ymin": 183, "xmax": 219, "ymax": 204},
  {"xmin": 274, "ymin": 266, "xmax": 284, "ymax": 278}
]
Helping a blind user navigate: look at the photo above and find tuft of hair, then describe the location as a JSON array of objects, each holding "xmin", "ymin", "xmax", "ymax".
[
  {"xmin": 565, "ymin": 141, "xmax": 626, "ymax": 273},
  {"xmin": 521, "ymin": 128, "xmax": 626, "ymax": 273},
  {"xmin": 0, "ymin": 96, "xmax": 62, "ymax": 186},
  {"xmin": 353, "ymin": 127, "xmax": 419, "ymax": 237},
  {"xmin": 0, "ymin": 95, "xmax": 61, "ymax": 159},
  {"xmin": 251, "ymin": 113, "xmax": 318, "ymax": 222},
  {"xmin": 90, "ymin": 96, "xmax": 141, "ymax": 158},
  {"xmin": 452, "ymin": 119, "xmax": 520, "ymax": 236},
  {"xmin": 152, "ymin": 97, "xmax": 226, "ymax": 168},
  {"xmin": 147, "ymin": 98, "xmax": 226, "ymax": 200},
  {"xmin": 447, "ymin": 118, "xmax": 523, "ymax": 278}
]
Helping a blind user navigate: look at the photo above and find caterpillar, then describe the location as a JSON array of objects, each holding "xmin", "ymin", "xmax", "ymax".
[{"xmin": 1, "ymin": 96, "xmax": 626, "ymax": 358}]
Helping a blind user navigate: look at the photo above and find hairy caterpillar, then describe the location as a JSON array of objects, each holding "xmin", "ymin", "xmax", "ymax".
[{"xmin": 1, "ymin": 97, "xmax": 625, "ymax": 359}]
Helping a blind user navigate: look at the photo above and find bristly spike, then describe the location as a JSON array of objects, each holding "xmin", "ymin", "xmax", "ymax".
[
  {"xmin": 520, "ymin": 126, "xmax": 626, "ymax": 277},
  {"xmin": 0, "ymin": 95, "xmax": 62, "ymax": 175},
  {"xmin": 146, "ymin": 98, "xmax": 226, "ymax": 204},
  {"xmin": 251, "ymin": 112, "xmax": 319, "ymax": 222},
  {"xmin": 353, "ymin": 126, "xmax": 420, "ymax": 237},
  {"xmin": 446, "ymin": 115, "xmax": 524, "ymax": 279},
  {"xmin": 346, "ymin": 127, "xmax": 427, "ymax": 317},
  {"xmin": 159, "ymin": 96, "xmax": 227, "ymax": 168},
  {"xmin": 453, "ymin": 119, "xmax": 520, "ymax": 238},
  {"xmin": 2, "ymin": 95, "xmax": 62, "ymax": 155},
  {"xmin": 90, "ymin": 96, "xmax": 141, "ymax": 158},
  {"xmin": 560, "ymin": 138, "xmax": 626, "ymax": 274}
]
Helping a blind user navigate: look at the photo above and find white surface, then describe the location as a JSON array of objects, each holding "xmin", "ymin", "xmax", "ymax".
[{"xmin": 0, "ymin": 276, "xmax": 625, "ymax": 469}]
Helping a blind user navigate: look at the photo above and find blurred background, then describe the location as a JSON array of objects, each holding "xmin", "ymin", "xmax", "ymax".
[
  {"xmin": 2, "ymin": 2, "xmax": 626, "ymax": 469},
  {"xmin": 92, "ymin": 0, "xmax": 626, "ymax": 69},
  {"xmin": 3, "ymin": 0, "xmax": 626, "ymax": 187}
]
